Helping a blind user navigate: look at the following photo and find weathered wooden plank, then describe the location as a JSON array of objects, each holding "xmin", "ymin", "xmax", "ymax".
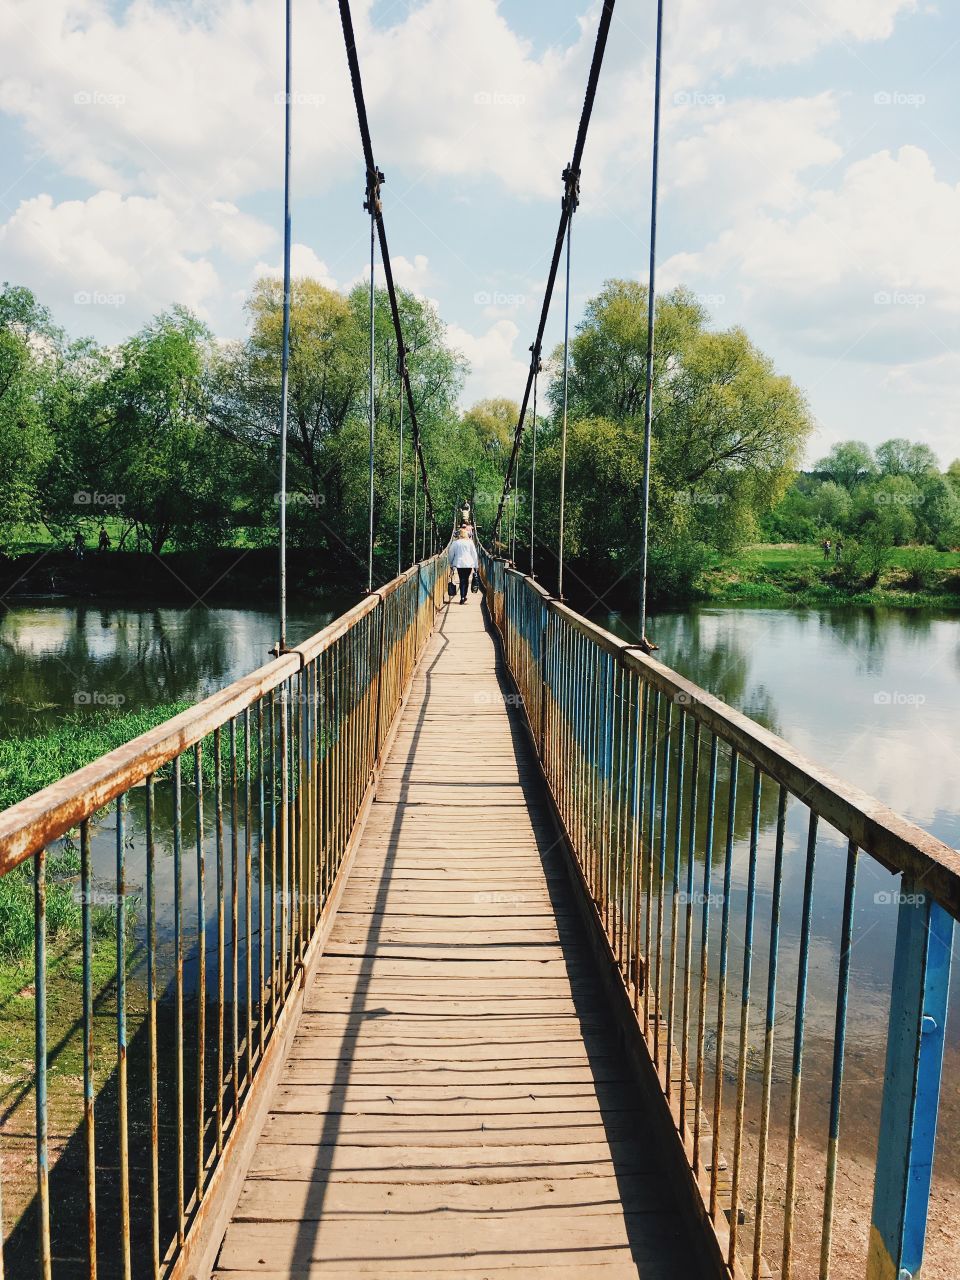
[{"xmin": 213, "ymin": 600, "xmax": 702, "ymax": 1280}]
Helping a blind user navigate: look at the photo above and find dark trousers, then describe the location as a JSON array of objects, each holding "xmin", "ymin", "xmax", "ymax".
[{"xmin": 457, "ymin": 568, "xmax": 472, "ymax": 601}]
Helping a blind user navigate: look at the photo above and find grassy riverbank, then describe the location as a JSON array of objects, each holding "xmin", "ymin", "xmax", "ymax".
[{"xmin": 701, "ymin": 543, "xmax": 960, "ymax": 608}]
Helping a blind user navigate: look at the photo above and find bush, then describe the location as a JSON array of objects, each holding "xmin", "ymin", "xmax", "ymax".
[
  {"xmin": 648, "ymin": 539, "xmax": 711, "ymax": 603},
  {"xmin": 902, "ymin": 547, "xmax": 940, "ymax": 591}
]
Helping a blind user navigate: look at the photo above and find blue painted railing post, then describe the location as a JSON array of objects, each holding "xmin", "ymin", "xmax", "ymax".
[{"xmin": 868, "ymin": 878, "xmax": 953, "ymax": 1280}]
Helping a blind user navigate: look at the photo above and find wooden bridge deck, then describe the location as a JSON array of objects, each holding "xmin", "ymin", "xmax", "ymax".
[{"xmin": 213, "ymin": 597, "xmax": 705, "ymax": 1278}]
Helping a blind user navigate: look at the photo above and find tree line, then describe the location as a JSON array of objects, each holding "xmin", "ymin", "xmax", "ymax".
[{"xmin": 12, "ymin": 274, "xmax": 938, "ymax": 600}]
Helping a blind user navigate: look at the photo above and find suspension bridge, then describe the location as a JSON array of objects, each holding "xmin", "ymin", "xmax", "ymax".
[{"xmin": 1, "ymin": 0, "xmax": 958, "ymax": 1277}]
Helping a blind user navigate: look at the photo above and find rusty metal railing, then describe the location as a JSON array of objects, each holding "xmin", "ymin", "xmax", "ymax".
[
  {"xmin": 0, "ymin": 554, "xmax": 448, "ymax": 1279},
  {"xmin": 480, "ymin": 549, "xmax": 959, "ymax": 1280}
]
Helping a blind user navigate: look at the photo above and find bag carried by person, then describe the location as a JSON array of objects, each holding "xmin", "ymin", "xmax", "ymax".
[
  {"xmin": 447, "ymin": 577, "xmax": 457, "ymax": 598},
  {"xmin": 470, "ymin": 575, "xmax": 480, "ymax": 594}
]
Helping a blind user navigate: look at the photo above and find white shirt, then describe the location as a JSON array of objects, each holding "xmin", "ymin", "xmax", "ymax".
[{"xmin": 449, "ymin": 537, "xmax": 479, "ymax": 569}]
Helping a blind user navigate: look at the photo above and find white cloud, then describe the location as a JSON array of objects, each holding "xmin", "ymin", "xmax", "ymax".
[
  {"xmin": 0, "ymin": 189, "xmax": 274, "ymax": 328},
  {"xmin": 446, "ymin": 318, "xmax": 528, "ymax": 406},
  {"xmin": 252, "ymin": 243, "xmax": 339, "ymax": 289},
  {"xmin": 663, "ymin": 147, "xmax": 960, "ymax": 363}
]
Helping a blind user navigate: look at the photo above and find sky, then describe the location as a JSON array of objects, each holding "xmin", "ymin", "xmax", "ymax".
[{"xmin": 0, "ymin": 0, "xmax": 958, "ymax": 465}]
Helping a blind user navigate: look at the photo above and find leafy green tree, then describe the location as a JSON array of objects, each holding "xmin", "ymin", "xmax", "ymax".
[
  {"xmin": 0, "ymin": 284, "xmax": 58, "ymax": 544},
  {"xmin": 84, "ymin": 308, "xmax": 232, "ymax": 554},
  {"xmin": 534, "ymin": 279, "xmax": 812, "ymax": 596},
  {"xmin": 875, "ymin": 437, "xmax": 938, "ymax": 480},
  {"xmin": 816, "ymin": 440, "xmax": 876, "ymax": 489}
]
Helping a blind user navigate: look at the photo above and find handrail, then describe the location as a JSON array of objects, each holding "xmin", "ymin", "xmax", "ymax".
[
  {"xmin": 480, "ymin": 547, "xmax": 956, "ymax": 1280},
  {"xmin": 0, "ymin": 551, "xmax": 449, "ymax": 1278}
]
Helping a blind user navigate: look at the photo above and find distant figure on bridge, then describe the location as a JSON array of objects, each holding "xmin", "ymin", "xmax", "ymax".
[{"xmin": 449, "ymin": 526, "xmax": 479, "ymax": 604}]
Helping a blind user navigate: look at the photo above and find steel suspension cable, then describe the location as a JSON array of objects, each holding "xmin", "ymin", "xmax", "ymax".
[
  {"xmin": 338, "ymin": 0, "xmax": 441, "ymax": 547},
  {"xmin": 639, "ymin": 0, "xmax": 665, "ymax": 642},
  {"xmin": 396, "ymin": 349, "xmax": 404, "ymax": 577},
  {"xmin": 366, "ymin": 197, "xmax": 376, "ymax": 593},
  {"xmin": 557, "ymin": 198, "xmax": 576, "ymax": 599},
  {"xmin": 277, "ymin": 0, "xmax": 293, "ymax": 650},
  {"xmin": 529, "ymin": 352, "xmax": 541, "ymax": 577},
  {"xmin": 492, "ymin": 0, "xmax": 617, "ymax": 538}
]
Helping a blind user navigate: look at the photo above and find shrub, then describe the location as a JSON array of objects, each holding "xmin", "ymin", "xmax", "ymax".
[{"xmin": 902, "ymin": 547, "xmax": 940, "ymax": 591}]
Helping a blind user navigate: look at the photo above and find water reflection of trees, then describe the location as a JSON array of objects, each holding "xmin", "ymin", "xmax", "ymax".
[{"xmin": 1, "ymin": 606, "xmax": 267, "ymax": 730}]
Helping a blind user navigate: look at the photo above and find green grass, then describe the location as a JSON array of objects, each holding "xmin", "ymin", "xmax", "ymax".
[
  {"xmin": 702, "ymin": 542, "xmax": 960, "ymax": 607},
  {"xmin": 0, "ymin": 701, "xmax": 192, "ymax": 813}
]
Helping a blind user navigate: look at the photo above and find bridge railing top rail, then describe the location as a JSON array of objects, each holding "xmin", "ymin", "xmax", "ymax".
[
  {"xmin": 483, "ymin": 552, "xmax": 960, "ymax": 921},
  {"xmin": 0, "ymin": 557, "xmax": 440, "ymax": 875}
]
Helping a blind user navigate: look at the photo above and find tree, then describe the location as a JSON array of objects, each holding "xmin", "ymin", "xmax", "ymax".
[
  {"xmin": 0, "ymin": 284, "xmax": 58, "ymax": 543},
  {"xmin": 875, "ymin": 437, "xmax": 938, "ymax": 480},
  {"xmin": 816, "ymin": 440, "xmax": 876, "ymax": 489},
  {"xmin": 89, "ymin": 308, "xmax": 233, "ymax": 554},
  {"xmin": 536, "ymin": 279, "xmax": 813, "ymax": 596}
]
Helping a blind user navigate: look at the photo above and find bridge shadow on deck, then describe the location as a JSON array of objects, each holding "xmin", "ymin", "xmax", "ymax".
[{"xmin": 216, "ymin": 598, "xmax": 704, "ymax": 1278}]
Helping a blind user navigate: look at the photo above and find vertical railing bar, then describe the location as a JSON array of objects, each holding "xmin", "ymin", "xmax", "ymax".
[
  {"xmin": 666, "ymin": 711, "xmax": 686, "ymax": 1099},
  {"xmin": 80, "ymin": 818, "xmax": 98, "ymax": 1279},
  {"xmin": 214, "ymin": 727, "xmax": 225, "ymax": 1155},
  {"xmin": 632, "ymin": 680, "xmax": 648, "ymax": 1018},
  {"xmin": 35, "ymin": 845, "xmax": 51, "ymax": 1280},
  {"xmin": 245, "ymin": 707, "xmax": 253, "ymax": 1086},
  {"xmin": 654, "ymin": 699, "xmax": 673, "ymax": 1070},
  {"xmin": 173, "ymin": 756, "xmax": 185, "ymax": 1242},
  {"xmin": 269, "ymin": 692, "xmax": 278, "ymax": 1032},
  {"xmin": 752, "ymin": 783, "xmax": 788, "ymax": 1278},
  {"xmin": 680, "ymin": 719, "xmax": 701, "ymax": 1138},
  {"xmin": 709, "ymin": 747, "xmax": 738, "ymax": 1220},
  {"xmin": 728, "ymin": 765, "xmax": 762, "ymax": 1267},
  {"xmin": 693, "ymin": 733, "xmax": 719, "ymax": 1177},
  {"xmin": 230, "ymin": 718, "xmax": 240, "ymax": 1120},
  {"xmin": 145, "ymin": 784, "xmax": 159, "ymax": 1279},
  {"xmin": 257, "ymin": 702, "xmax": 266, "ymax": 1063},
  {"xmin": 116, "ymin": 794, "xmax": 131, "ymax": 1280},
  {"xmin": 194, "ymin": 742, "xmax": 207, "ymax": 1201},
  {"xmin": 643, "ymin": 687, "xmax": 660, "ymax": 1037},
  {"xmin": 781, "ymin": 811, "xmax": 819, "ymax": 1279},
  {"xmin": 279, "ymin": 686, "xmax": 289, "ymax": 1009},
  {"xmin": 819, "ymin": 841, "xmax": 858, "ymax": 1280}
]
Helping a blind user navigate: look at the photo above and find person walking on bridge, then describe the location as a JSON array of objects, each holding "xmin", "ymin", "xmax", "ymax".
[{"xmin": 449, "ymin": 525, "xmax": 479, "ymax": 604}]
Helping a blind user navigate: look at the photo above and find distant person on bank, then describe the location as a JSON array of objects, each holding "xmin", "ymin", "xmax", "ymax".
[{"xmin": 449, "ymin": 526, "xmax": 479, "ymax": 604}]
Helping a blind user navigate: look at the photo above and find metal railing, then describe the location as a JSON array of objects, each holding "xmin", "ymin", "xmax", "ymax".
[
  {"xmin": 0, "ymin": 554, "xmax": 448, "ymax": 1279},
  {"xmin": 480, "ymin": 550, "xmax": 959, "ymax": 1280}
]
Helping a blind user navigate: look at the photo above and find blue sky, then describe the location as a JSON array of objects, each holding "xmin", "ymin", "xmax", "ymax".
[{"xmin": 1, "ymin": 0, "xmax": 958, "ymax": 463}]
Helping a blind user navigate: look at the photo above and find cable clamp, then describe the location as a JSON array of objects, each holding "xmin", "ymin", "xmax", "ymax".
[
  {"xmin": 562, "ymin": 163, "xmax": 580, "ymax": 214},
  {"xmin": 529, "ymin": 341, "xmax": 543, "ymax": 375},
  {"xmin": 364, "ymin": 166, "xmax": 385, "ymax": 215}
]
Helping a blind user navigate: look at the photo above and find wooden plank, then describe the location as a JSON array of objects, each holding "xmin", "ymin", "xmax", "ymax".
[{"xmin": 213, "ymin": 600, "xmax": 704, "ymax": 1280}]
